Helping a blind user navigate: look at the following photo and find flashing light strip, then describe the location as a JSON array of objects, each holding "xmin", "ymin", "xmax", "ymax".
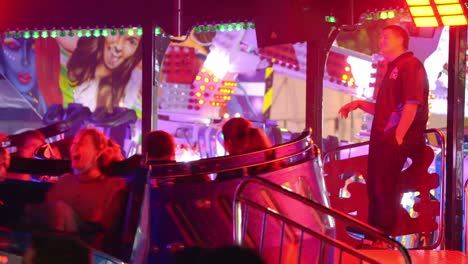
[
  {"xmin": 194, "ymin": 22, "xmax": 255, "ymax": 33},
  {"xmin": 3, "ymin": 27, "xmax": 165, "ymax": 39},
  {"xmin": 362, "ymin": 9, "xmax": 407, "ymax": 21},
  {"xmin": 4, "ymin": 20, "xmax": 257, "ymax": 39}
]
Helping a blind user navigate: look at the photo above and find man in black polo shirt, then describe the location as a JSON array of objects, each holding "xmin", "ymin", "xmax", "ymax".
[{"xmin": 339, "ymin": 24, "xmax": 429, "ymax": 236}]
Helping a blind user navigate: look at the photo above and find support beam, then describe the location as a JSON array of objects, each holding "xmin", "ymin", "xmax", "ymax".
[
  {"xmin": 141, "ymin": 20, "xmax": 155, "ymax": 154},
  {"xmin": 306, "ymin": 42, "xmax": 326, "ymax": 148},
  {"xmin": 306, "ymin": 29, "xmax": 339, "ymax": 149},
  {"xmin": 445, "ymin": 25, "xmax": 466, "ymax": 250}
]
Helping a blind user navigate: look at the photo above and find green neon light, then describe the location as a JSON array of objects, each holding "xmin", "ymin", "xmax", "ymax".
[
  {"xmin": 102, "ymin": 29, "xmax": 109, "ymax": 37},
  {"xmin": 93, "ymin": 29, "xmax": 101, "ymax": 37},
  {"xmin": 137, "ymin": 27, "xmax": 143, "ymax": 36},
  {"xmin": 380, "ymin": 11, "xmax": 388, "ymax": 19},
  {"xmin": 127, "ymin": 28, "xmax": 135, "ymax": 36},
  {"xmin": 325, "ymin": 16, "xmax": 337, "ymax": 23},
  {"xmin": 32, "ymin": 31, "xmax": 40, "ymax": 39},
  {"xmin": 219, "ymin": 24, "xmax": 226, "ymax": 32},
  {"xmin": 227, "ymin": 24, "xmax": 233, "ymax": 31},
  {"xmin": 50, "ymin": 30, "xmax": 58, "ymax": 38},
  {"xmin": 23, "ymin": 31, "xmax": 31, "ymax": 39},
  {"xmin": 76, "ymin": 29, "xmax": 83, "ymax": 37},
  {"xmin": 155, "ymin": 27, "xmax": 161, "ymax": 35},
  {"xmin": 41, "ymin": 31, "xmax": 48, "ymax": 38}
]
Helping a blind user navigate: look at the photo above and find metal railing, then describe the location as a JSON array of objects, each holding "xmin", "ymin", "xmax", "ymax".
[
  {"xmin": 321, "ymin": 128, "xmax": 446, "ymax": 250},
  {"xmin": 233, "ymin": 176, "xmax": 412, "ymax": 264}
]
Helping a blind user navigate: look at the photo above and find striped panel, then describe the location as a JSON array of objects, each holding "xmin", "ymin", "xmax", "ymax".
[{"xmin": 263, "ymin": 67, "xmax": 274, "ymax": 119}]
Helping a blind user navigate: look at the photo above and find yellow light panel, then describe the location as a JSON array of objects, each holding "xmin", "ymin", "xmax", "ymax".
[
  {"xmin": 441, "ymin": 14, "xmax": 468, "ymax": 25},
  {"xmin": 414, "ymin": 16, "xmax": 440, "ymax": 27},
  {"xmin": 410, "ymin": 6, "xmax": 436, "ymax": 16},
  {"xmin": 437, "ymin": 4, "xmax": 464, "ymax": 15},
  {"xmin": 434, "ymin": 0, "xmax": 460, "ymax": 4},
  {"xmin": 406, "ymin": 0, "xmax": 431, "ymax": 5}
]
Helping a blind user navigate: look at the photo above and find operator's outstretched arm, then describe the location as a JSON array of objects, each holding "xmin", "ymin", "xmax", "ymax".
[{"xmin": 338, "ymin": 99, "xmax": 376, "ymax": 119}]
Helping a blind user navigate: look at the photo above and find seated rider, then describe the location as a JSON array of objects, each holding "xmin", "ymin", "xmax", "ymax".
[
  {"xmin": 218, "ymin": 117, "xmax": 281, "ymax": 180},
  {"xmin": 29, "ymin": 128, "xmax": 127, "ymax": 254}
]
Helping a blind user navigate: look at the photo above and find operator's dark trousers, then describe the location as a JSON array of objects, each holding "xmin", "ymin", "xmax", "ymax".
[{"xmin": 366, "ymin": 131, "xmax": 425, "ymax": 235}]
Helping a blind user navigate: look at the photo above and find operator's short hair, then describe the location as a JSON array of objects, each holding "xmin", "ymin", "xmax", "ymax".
[{"xmin": 383, "ymin": 24, "xmax": 409, "ymax": 50}]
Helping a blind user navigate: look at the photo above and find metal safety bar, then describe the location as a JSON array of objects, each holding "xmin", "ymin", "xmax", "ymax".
[
  {"xmin": 321, "ymin": 128, "xmax": 446, "ymax": 250},
  {"xmin": 149, "ymin": 130, "xmax": 316, "ymax": 178},
  {"xmin": 233, "ymin": 176, "xmax": 412, "ymax": 264}
]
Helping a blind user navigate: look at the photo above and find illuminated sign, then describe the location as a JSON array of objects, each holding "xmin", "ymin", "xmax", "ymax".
[{"xmin": 406, "ymin": 0, "xmax": 468, "ymax": 27}]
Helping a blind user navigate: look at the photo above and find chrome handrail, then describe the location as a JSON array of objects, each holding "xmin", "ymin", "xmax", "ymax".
[
  {"xmin": 233, "ymin": 176, "xmax": 412, "ymax": 264},
  {"xmin": 149, "ymin": 130, "xmax": 317, "ymax": 178}
]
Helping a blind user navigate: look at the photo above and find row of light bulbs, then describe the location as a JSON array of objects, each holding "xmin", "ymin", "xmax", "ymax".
[{"xmin": 3, "ymin": 27, "xmax": 165, "ymax": 39}]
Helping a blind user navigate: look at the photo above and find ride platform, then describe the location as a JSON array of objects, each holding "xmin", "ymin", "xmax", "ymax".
[{"xmin": 342, "ymin": 249, "xmax": 468, "ymax": 263}]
